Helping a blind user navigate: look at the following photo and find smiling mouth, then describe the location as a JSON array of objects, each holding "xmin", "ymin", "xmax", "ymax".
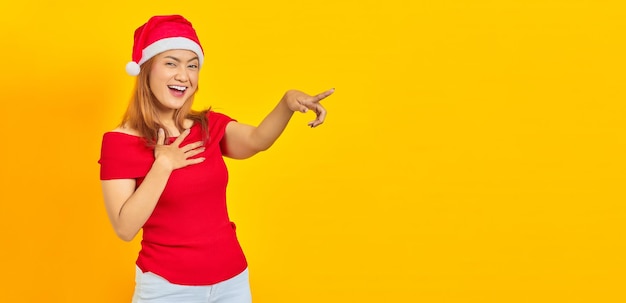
[
  {"xmin": 168, "ymin": 85, "xmax": 187, "ymax": 92},
  {"xmin": 168, "ymin": 85, "xmax": 187, "ymax": 97}
]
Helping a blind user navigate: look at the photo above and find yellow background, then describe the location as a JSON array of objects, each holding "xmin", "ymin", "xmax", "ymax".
[{"xmin": 0, "ymin": 0, "xmax": 624, "ymax": 302}]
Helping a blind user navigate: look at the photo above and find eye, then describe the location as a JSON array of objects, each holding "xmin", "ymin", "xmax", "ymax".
[
  {"xmin": 165, "ymin": 62, "xmax": 176, "ymax": 67},
  {"xmin": 188, "ymin": 64, "xmax": 198, "ymax": 69}
]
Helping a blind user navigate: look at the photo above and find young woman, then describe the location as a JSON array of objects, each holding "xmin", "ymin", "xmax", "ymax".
[{"xmin": 98, "ymin": 15, "xmax": 333, "ymax": 303}]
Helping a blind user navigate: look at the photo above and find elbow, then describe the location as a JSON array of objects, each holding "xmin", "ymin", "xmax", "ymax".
[
  {"xmin": 256, "ymin": 143, "xmax": 271, "ymax": 152},
  {"xmin": 227, "ymin": 144, "xmax": 268, "ymax": 160},
  {"xmin": 245, "ymin": 144, "xmax": 270, "ymax": 158},
  {"xmin": 113, "ymin": 225, "xmax": 138, "ymax": 242},
  {"xmin": 252, "ymin": 136, "xmax": 275, "ymax": 152},
  {"xmin": 248, "ymin": 131, "xmax": 276, "ymax": 153},
  {"xmin": 116, "ymin": 231, "xmax": 136, "ymax": 242},
  {"xmin": 117, "ymin": 233, "xmax": 135, "ymax": 242}
]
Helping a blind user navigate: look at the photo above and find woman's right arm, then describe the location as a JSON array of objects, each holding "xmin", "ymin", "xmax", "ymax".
[{"xmin": 101, "ymin": 128, "xmax": 205, "ymax": 241}]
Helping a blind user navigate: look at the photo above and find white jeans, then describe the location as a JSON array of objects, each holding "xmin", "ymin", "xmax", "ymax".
[{"xmin": 132, "ymin": 266, "xmax": 252, "ymax": 303}]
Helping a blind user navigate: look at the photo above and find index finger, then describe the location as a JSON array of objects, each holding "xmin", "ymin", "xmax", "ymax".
[
  {"xmin": 156, "ymin": 128, "xmax": 165, "ymax": 145},
  {"xmin": 309, "ymin": 88, "xmax": 335, "ymax": 103}
]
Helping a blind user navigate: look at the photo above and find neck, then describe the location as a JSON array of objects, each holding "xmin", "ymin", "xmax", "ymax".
[
  {"xmin": 155, "ymin": 109, "xmax": 178, "ymax": 133},
  {"xmin": 156, "ymin": 106, "xmax": 176, "ymax": 121}
]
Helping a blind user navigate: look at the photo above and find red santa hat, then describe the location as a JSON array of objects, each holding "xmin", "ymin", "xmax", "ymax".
[{"xmin": 125, "ymin": 15, "xmax": 204, "ymax": 76}]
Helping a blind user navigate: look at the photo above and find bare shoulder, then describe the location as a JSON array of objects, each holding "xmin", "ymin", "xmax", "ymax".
[{"xmin": 109, "ymin": 125, "xmax": 140, "ymax": 136}]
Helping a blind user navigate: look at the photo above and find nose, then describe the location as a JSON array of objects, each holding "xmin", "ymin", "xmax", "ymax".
[{"xmin": 174, "ymin": 66, "xmax": 189, "ymax": 83}]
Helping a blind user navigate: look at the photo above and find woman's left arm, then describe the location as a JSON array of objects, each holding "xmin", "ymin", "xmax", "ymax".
[{"xmin": 223, "ymin": 88, "xmax": 334, "ymax": 159}]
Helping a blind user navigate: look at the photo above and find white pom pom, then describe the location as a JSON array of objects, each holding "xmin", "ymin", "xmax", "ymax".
[{"xmin": 125, "ymin": 61, "xmax": 141, "ymax": 76}]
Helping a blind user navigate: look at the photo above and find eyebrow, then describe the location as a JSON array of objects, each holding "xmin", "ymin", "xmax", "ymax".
[{"xmin": 164, "ymin": 55, "xmax": 199, "ymax": 63}]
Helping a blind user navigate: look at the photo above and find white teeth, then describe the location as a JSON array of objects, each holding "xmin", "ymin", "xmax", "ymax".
[{"xmin": 168, "ymin": 85, "xmax": 187, "ymax": 91}]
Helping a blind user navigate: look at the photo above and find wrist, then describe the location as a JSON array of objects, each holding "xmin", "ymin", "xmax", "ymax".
[
  {"xmin": 280, "ymin": 90, "xmax": 300, "ymax": 113},
  {"xmin": 152, "ymin": 156, "xmax": 174, "ymax": 174}
]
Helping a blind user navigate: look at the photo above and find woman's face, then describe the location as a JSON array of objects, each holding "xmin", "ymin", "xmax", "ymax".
[{"xmin": 149, "ymin": 49, "xmax": 200, "ymax": 114}]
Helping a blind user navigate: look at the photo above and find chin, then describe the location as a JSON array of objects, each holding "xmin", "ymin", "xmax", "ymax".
[
  {"xmin": 165, "ymin": 99, "xmax": 189, "ymax": 109},
  {"xmin": 169, "ymin": 104, "xmax": 187, "ymax": 110}
]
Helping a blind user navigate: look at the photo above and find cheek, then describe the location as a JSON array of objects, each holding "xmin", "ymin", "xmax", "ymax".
[
  {"xmin": 148, "ymin": 79, "xmax": 162, "ymax": 97},
  {"xmin": 148, "ymin": 71, "xmax": 160, "ymax": 89},
  {"xmin": 190, "ymin": 74, "xmax": 199, "ymax": 87},
  {"xmin": 149, "ymin": 72, "xmax": 169, "ymax": 93},
  {"xmin": 149, "ymin": 65, "xmax": 169, "ymax": 81}
]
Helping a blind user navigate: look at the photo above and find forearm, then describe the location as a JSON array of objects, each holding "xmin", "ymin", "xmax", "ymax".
[
  {"xmin": 249, "ymin": 97, "xmax": 294, "ymax": 151},
  {"xmin": 223, "ymin": 89, "xmax": 331, "ymax": 159},
  {"xmin": 114, "ymin": 159, "xmax": 172, "ymax": 241}
]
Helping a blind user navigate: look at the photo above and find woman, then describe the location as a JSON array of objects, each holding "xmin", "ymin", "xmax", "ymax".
[{"xmin": 98, "ymin": 15, "xmax": 333, "ymax": 303}]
